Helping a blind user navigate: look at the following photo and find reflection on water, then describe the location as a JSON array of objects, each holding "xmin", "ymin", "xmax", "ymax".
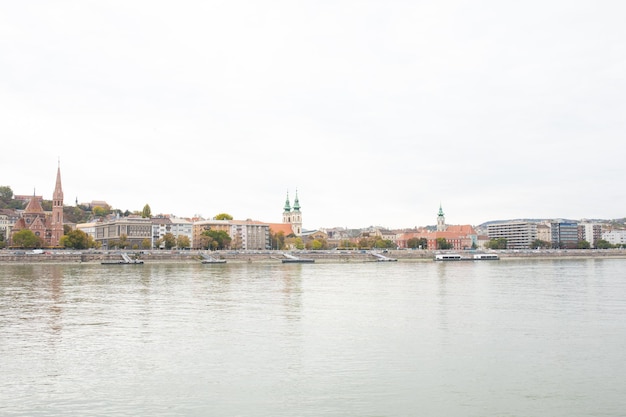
[{"xmin": 1, "ymin": 259, "xmax": 626, "ymax": 417}]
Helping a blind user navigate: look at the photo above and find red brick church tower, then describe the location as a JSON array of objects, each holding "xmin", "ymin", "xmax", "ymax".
[{"xmin": 50, "ymin": 163, "xmax": 64, "ymax": 246}]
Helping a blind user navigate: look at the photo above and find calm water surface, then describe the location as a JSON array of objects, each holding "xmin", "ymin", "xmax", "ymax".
[{"xmin": 1, "ymin": 259, "xmax": 625, "ymax": 416}]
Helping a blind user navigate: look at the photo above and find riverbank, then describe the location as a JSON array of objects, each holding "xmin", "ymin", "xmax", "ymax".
[{"xmin": 1, "ymin": 249, "xmax": 626, "ymax": 264}]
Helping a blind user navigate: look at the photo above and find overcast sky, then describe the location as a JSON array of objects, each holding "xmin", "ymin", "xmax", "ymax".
[{"xmin": 1, "ymin": 1, "xmax": 624, "ymax": 229}]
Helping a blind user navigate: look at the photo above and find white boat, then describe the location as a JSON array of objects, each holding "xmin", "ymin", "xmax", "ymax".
[
  {"xmin": 434, "ymin": 254, "xmax": 462, "ymax": 261},
  {"xmin": 434, "ymin": 253, "xmax": 499, "ymax": 261},
  {"xmin": 473, "ymin": 253, "xmax": 499, "ymax": 260}
]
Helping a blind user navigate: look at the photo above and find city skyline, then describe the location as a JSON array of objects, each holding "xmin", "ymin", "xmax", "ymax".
[
  {"xmin": 2, "ymin": 2, "xmax": 624, "ymax": 229},
  {"xmin": 2, "ymin": 170, "xmax": 622, "ymax": 232}
]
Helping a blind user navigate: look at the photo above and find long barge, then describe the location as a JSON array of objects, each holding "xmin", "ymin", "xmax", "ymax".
[{"xmin": 434, "ymin": 253, "xmax": 499, "ymax": 261}]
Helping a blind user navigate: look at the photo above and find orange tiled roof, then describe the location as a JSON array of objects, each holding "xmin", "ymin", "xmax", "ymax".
[
  {"xmin": 268, "ymin": 223, "xmax": 294, "ymax": 236},
  {"xmin": 445, "ymin": 225, "xmax": 476, "ymax": 234}
]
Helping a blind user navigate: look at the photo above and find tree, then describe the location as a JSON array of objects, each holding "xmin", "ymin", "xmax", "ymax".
[
  {"xmin": 310, "ymin": 239, "xmax": 323, "ymax": 250},
  {"xmin": 93, "ymin": 206, "xmax": 107, "ymax": 217},
  {"xmin": 201, "ymin": 230, "xmax": 231, "ymax": 250},
  {"xmin": 358, "ymin": 237, "xmax": 375, "ymax": 249},
  {"xmin": 11, "ymin": 230, "xmax": 44, "ymax": 248},
  {"xmin": 270, "ymin": 231, "xmax": 285, "ymax": 250},
  {"xmin": 338, "ymin": 240, "xmax": 357, "ymax": 249},
  {"xmin": 64, "ymin": 206, "xmax": 91, "ymax": 224},
  {"xmin": 374, "ymin": 238, "xmax": 395, "ymax": 249},
  {"xmin": 577, "ymin": 240, "xmax": 591, "ymax": 249},
  {"xmin": 0, "ymin": 187, "xmax": 24, "ymax": 210},
  {"xmin": 142, "ymin": 204, "xmax": 152, "ymax": 218},
  {"xmin": 0, "ymin": 186, "xmax": 13, "ymax": 204},
  {"xmin": 118, "ymin": 234, "xmax": 129, "ymax": 249},
  {"xmin": 162, "ymin": 233, "xmax": 176, "ymax": 250},
  {"xmin": 486, "ymin": 238, "xmax": 507, "ymax": 250},
  {"xmin": 214, "ymin": 213, "xmax": 233, "ymax": 220},
  {"xmin": 436, "ymin": 237, "xmax": 453, "ymax": 250},
  {"xmin": 531, "ymin": 239, "xmax": 551, "ymax": 249},
  {"xmin": 307, "ymin": 238, "xmax": 328, "ymax": 250},
  {"xmin": 141, "ymin": 239, "xmax": 152, "ymax": 249},
  {"xmin": 596, "ymin": 239, "xmax": 614, "ymax": 249},
  {"xmin": 407, "ymin": 237, "xmax": 428, "ymax": 249},
  {"xmin": 60, "ymin": 229, "xmax": 91, "ymax": 249},
  {"xmin": 176, "ymin": 235, "xmax": 191, "ymax": 249}
]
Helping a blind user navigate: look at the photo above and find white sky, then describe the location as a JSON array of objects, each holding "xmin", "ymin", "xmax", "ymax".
[{"xmin": 1, "ymin": 1, "xmax": 624, "ymax": 229}]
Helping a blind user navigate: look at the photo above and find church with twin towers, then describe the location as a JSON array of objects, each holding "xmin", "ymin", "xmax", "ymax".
[{"xmin": 282, "ymin": 190, "xmax": 302, "ymax": 236}]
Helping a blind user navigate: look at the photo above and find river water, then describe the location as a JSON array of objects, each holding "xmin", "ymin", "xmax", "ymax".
[{"xmin": 1, "ymin": 259, "xmax": 625, "ymax": 417}]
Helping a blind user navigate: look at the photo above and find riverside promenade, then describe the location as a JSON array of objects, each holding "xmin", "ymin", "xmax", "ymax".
[{"xmin": 1, "ymin": 249, "xmax": 626, "ymax": 264}]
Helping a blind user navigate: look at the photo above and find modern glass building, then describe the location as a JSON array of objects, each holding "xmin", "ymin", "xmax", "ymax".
[{"xmin": 550, "ymin": 221, "xmax": 579, "ymax": 249}]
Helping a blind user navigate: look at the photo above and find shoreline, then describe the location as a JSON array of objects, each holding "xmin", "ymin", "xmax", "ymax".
[{"xmin": 1, "ymin": 249, "xmax": 626, "ymax": 264}]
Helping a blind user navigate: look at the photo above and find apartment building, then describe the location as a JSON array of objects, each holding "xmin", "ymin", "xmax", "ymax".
[
  {"xmin": 579, "ymin": 222, "xmax": 602, "ymax": 248},
  {"xmin": 602, "ymin": 230, "xmax": 626, "ymax": 246},
  {"xmin": 152, "ymin": 217, "xmax": 193, "ymax": 249},
  {"xmin": 94, "ymin": 217, "xmax": 152, "ymax": 249},
  {"xmin": 487, "ymin": 221, "xmax": 537, "ymax": 249},
  {"xmin": 0, "ymin": 209, "xmax": 19, "ymax": 241},
  {"xmin": 192, "ymin": 219, "xmax": 231, "ymax": 249},
  {"xmin": 536, "ymin": 223, "xmax": 551, "ymax": 243},
  {"xmin": 229, "ymin": 220, "xmax": 270, "ymax": 250}
]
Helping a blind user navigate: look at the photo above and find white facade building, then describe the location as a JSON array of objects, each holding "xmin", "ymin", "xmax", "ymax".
[
  {"xmin": 601, "ymin": 230, "xmax": 626, "ymax": 246},
  {"xmin": 76, "ymin": 222, "xmax": 97, "ymax": 239},
  {"xmin": 152, "ymin": 217, "xmax": 193, "ymax": 249},
  {"xmin": 0, "ymin": 209, "xmax": 19, "ymax": 242},
  {"xmin": 579, "ymin": 222, "xmax": 602, "ymax": 247},
  {"xmin": 487, "ymin": 221, "xmax": 537, "ymax": 249}
]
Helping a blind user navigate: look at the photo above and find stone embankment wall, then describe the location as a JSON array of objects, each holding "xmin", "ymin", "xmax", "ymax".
[{"xmin": 1, "ymin": 249, "xmax": 625, "ymax": 264}]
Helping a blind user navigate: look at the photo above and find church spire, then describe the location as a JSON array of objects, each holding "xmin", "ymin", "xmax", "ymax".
[
  {"xmin": 50, "ymin": 161, "xmax": 64, "ymax": 247},
  {"xmin": 283, "ymin": 191, "xmax": 291, "ymax": 212},
  {"xmin": 53, "ymin": 162, "xmax": 63, "ymax": 202},
  {"xmin": 292, "ymin": 189, "xmax": 300, "ymax": 211}
]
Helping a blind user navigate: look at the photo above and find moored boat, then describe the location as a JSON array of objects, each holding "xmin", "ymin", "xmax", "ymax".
[
  {"xmin": 473, "ymin": 253, "xmax": 499, "ymax": 260},
  {"xmin": 282, "ymin": 258, "xmax": 315, "ymax": 264},
  {"xmin": 434, "ymin": 253, "xmax": 499, "ymax": 261},
  {"xmin": 434, "ymin": 254, "xmax": 462, "ymax": 261}
]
